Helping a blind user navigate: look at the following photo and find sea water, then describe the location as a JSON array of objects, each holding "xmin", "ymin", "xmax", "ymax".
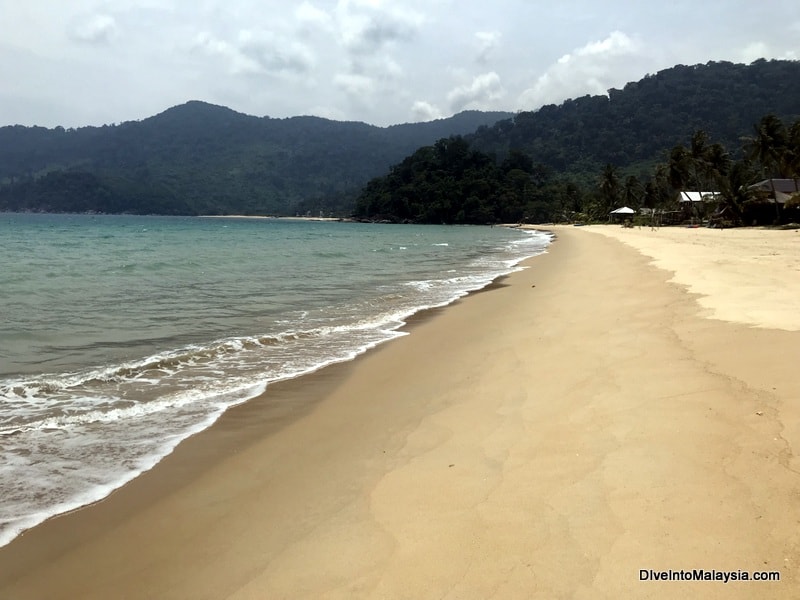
[{"xmin": 0, "ymin": 213, "xmax": 551, "ymax": 546}]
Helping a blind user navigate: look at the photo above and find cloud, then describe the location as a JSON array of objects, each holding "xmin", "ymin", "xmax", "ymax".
[
  {"xmin": 740, "ymin": 41, "xmax": 797, "ymax": 63},
  {"xmin": 518, "ymin": 30, "xmax": 643, "ymax": 109},
  {"xmin": 296, "ymin": 2, "xmax": 333, "ymax": 27},
  {"xmin": 411, "ymin": 100, "xmax": 442, "ymax": 122},
  {"xmin": 194, "ymin": 29, "xmax": 314, "ymax": 77},
  {"xmin": 336, "ymin": 2, "xmax": 423, "ymax": 54},
  {"xmin": 238, "ymin": 30, "xmax": 315, "ymax": 74},
  {"xmin": 475, "ymin": 31, "xmax": 501, "ymax": 64},
  {"xmin": 68, "ymin": 14, "xmax": 117, "ymax": 44},
  {"xmin": 447, "ymin": 71, "xmax": 505, "ymax": 112},
  {"xmin": 333, "ymin": 72, "xmax": 376, "ymax": 97}
]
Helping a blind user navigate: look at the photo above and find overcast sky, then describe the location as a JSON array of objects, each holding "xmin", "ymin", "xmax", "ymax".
[{"xmin": 1, "ymin": 0, "xmax": 798, "ymax": 128}]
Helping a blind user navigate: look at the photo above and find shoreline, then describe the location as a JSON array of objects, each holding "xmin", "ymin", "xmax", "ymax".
[
  {"xmin": 0, "ymin": 236, "xmax": 549, "ymax": 551},
  {"xmin": 197, "ymin": 215, "xmax": 347, "ymax": 221},
  {"xmin": 1, "ymin": 226, "xmax": 798, "ymax": 598}
]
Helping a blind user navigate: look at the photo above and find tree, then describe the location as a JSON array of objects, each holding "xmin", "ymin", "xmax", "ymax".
[
  {"xmin": 599, "ymin": 164, "xmax": 620, "ymax": 215},
  {"xmin": 623, "ymin": 175, "xmax": 642, "ymax": 209},
  {"xmin": 667, "ymin": 145, "xmax": 692, "ymax": 190},
  {"xmin": 716, "ymin": 160, "xmax": 755, "ymax": 225},
  {"xmin": 745, "ymin": 114, "xmax": 787, "ymax": 178},
  {"xmin": 786, "ymin": 120, "xmax": 800, "ymax": 177}
]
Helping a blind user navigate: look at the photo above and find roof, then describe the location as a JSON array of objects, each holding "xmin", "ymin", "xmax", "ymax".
[
  {"xmin": 749, "ymin": 179, "xmax": 800, "ymax": 194},
  {"xmin": 678, "ymin": 191, "xmax": 720, "ymax": 202},
  {"xmin": 610, "ymin": 206, "xmax": 635, "ymax": 214}
]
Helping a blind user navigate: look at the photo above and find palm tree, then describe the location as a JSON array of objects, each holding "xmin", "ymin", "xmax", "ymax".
[
  {"xmin": 705, "ymin": 142, "xmax": 731, "ymax": 196},
  {"xmin": 716, "ymin": 160, "xmax": 756, "ymax": 225},
  {"xmin": 745, "ymin": 115, "xmax": 789, "ymax": 221},
  {"xmin": 787, "ymin": 120, "xmax": 800, "ymax": 180},
  {"xmin": 599, "ymin": 163, "xmax": 620, "ymax": 217},
  {"xmin": 745, "ymin": 114, "xmax": 787, "ymax": 178},
  {"xmin": 667, "ymin": 145, "xmax": 692, "ymax": 191},
  {"xmin": 623, "ymin": 175, "xmax": 642, "ymax": 209}
]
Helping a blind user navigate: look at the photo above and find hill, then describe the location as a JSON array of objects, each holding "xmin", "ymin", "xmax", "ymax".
[
  {"xmin": 468, "ymin": 59, "xmax": 800, "ymax": 179},
  {"xmin": 0, "ymin": 104, "xmax": 512, "ymax": 215},
  {"xmin": 352, "ymin": 59, "xmax": 800, "ymax": 224}
]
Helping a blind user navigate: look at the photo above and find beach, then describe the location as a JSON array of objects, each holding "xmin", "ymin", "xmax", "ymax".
[{"xmin": 1, "ymin": 225, "xmax": 799, "ymax": 598}]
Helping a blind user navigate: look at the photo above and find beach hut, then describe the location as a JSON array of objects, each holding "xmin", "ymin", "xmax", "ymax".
[
  {"xmin": 610, "ymin": 206, "xmax": 635, "ymax": 225},
  {"xmin": 677, "ymin": 191, "xmax": 720, "ymax": 222},
  {"xmin": 748, "ymin": 179, "xmax": 800, "ymax": 203},
  {"xmin": 745, "ymin": 179, "xmax": 800, "ymax": 224}
]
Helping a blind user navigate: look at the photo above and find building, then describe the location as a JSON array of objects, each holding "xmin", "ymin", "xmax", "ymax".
[{"xmin": 748, "ymin": 179, "xmax": 800, "ymax": 204}]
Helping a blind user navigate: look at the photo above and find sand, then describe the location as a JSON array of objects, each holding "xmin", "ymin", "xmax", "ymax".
[
  {"xmin": 1, "ymin": 225, "xmax": 798, "ymax": 599},
  {"xmin": 582, "ymin": 224, "xmax": 800, "ymax": 331}
]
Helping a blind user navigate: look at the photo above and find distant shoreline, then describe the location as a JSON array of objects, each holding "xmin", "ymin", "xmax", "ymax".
[{"xmin": 197, "ymin": 215, "xmax": 349, "ymax": 222}]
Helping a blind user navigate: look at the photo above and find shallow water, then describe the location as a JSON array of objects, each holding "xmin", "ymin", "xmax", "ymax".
[{"xmin": 0, "ymin": 213, "xmax": 551, "ymax": 546}]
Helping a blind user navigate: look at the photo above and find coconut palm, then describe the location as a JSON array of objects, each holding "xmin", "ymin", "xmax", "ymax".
[
  {"xmin": 716, "ymin": 160, "xmax": 756, "ymax": 225},
  {"xmin": 705, "ymin": 143, "xmax": 731, "ymax": 190},
  {"xmin": 599, "ymin": 163, "xmax": 620, "ymax": 216},
  {"xmin": 787, "ymin": 120, "xmax": 800, "ymax": 178},
  {"xmin": 667, "ymin": 145, "xmax": 692, "ymax": 190},
  {"xmin": 745, "ymin": 114, "xmax": 787, "ymax": 178},
  {"xmin": 623, "ymin": 175, "xmax": 642, "ymax": 209}
]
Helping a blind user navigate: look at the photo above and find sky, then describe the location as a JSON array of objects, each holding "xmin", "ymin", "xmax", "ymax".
[{"xmin": 1, "ymin": 0, "xmax": 798, "ymax": 128}]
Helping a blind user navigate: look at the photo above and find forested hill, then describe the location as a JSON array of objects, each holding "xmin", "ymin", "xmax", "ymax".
[
  {"xmin": 353, "ymin": 59, "xmax": 800, "ymax": 225},
  {"xmin": 0, "ymin": 104, "xmax": 512, "ymax": 215},
  {"xmin": 467, "ymin": 59, "xmax": 800, "ymax": 179}
]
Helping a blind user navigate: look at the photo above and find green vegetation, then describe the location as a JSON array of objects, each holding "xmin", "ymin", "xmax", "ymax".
[
  {"xmin": 353, "ymin": 137, "xmax": 579, "ymax": 224},
  {"xmin": 355, "ymin": 59, "xmax": 800, "ymax": 225},
  {"xmin": 0, "ymin": 103, "xmax": 511, "ymax": 216}
]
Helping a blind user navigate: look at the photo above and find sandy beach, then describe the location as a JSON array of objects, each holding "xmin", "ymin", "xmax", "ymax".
[{"xmin": 1, "ymin": 225, "xmax": 798, "ymax": 599}]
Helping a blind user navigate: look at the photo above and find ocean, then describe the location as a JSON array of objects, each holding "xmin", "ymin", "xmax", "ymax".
[{"xmin": 0, "ymin": 213, "xmax": 551, "ymax": 547}]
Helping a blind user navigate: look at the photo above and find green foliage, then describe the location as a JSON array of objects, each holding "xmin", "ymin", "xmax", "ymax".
[
  {"xmin": 0, "ymin": 102, "xmax": 511, "ymax": 215},
  {"xmin": 468, "ymin": 60, "xmax": 800, "ymax": 177},
  {"xmin": 353, "ymin": 137, "xmax": 585, "ymax": 224},
  {"xmin": 649, "ymin": 113, "xmax": 800, "ymax": 226}
]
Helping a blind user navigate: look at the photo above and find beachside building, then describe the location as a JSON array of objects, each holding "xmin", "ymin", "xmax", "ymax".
[
  {"xmin": 676, "ymin": 190, "xmax": 720, "ymax": 222},
  {"xmin": 748, "ymin": 178, "xmax": 800, "ymax": 204},
  {"xmin": 746, "ymin": 178, "xmax": 800, "ymax": 224}
]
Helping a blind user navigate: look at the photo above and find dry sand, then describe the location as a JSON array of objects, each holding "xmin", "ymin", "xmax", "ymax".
[
  {"xmin": 581, "ymin": 224, "xmax": 800, "ymax": 331},
  {"xmin": 1, "ymin": 225, "xmax": 799, "ymax": 599}
]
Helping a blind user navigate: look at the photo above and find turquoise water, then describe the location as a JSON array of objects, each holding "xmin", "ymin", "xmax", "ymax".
[{"xmin": 0, "ymin": 213, "xmax": 551, "ymax": 546}]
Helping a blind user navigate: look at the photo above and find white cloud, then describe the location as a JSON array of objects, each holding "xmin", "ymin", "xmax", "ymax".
[
  {"xmin": 335, "ymin": 1, "xmax": 424, "ymax": 54},
  {"xmin": 296, "ymin": 2, "xmax": 333, "ymax": 26},
  {"xmin": 194, "ymin": 29, "xmax": 315, "ymax": 77},
  {"xmin": 238, "ymin": 30, "xmax": 315, "ymax": 75},
  {"xmin": 574, "ymin": 30, "xmax": 636, "ymax": 58},
  {"xmin": 334, "ymin": 72, "xmax": 376, "ymax": 97},
  {"xmin": 68, "ymin": 14, "xmax": 117, "ymax": 44},
  {"xmin": 475, "ymin": 31, "xmax": 501, "ymax": 64},
  {"xmin": 740, "ymin": 40, "xmax": 798, "ymax": 63},
  {"xmin": 740, "ymin": 42, "xmax": 769, "ymax": 63},
  {"xmin": 447, "ymin": 71, "xmax": 505, "ymax": 112},
  {"xmin": 411, "ymin": 100, "xmax": 442, "ymax": 122},
  {"xmin": 518, "ymin": 30, "xmax": 644, "ymax": 109},
  {"xmin": 5, "ymin": 1, "xmax": 800, "ymax": 128}
]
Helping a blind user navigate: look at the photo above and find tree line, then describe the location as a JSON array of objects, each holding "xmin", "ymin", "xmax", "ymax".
[
  {"xmin": 595, "ymin": 114, "xmax": 800, "ymax": 226},
  {"xmin": 353, "ymin": 114, "xmax": 800, "ymax": 226}
]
